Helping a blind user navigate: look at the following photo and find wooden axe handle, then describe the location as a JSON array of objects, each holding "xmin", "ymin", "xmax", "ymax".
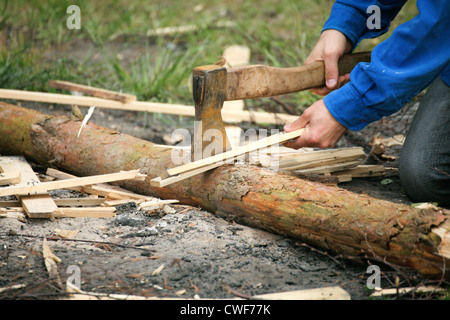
[{"xmin": 225, "ymin": 51, "xmax": 371, "ymax": 101}]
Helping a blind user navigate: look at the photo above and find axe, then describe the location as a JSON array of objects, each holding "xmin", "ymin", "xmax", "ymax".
[{"xmin": 191, "ymin": 51, "xmax": 371, "ymax": 160}]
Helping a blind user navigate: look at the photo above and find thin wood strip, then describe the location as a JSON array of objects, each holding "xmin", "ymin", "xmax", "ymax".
[
  {"xmin": 294, "ymin": 160, "xmax": 362, "ymax": 174},
  {"xmin": 0, "ymin": 170, "xmax": 141, "ymax": 197},
  {"xmin": 139, "ymin": 199, "xmax": 179, "ymax": 208},
  {"xmin": 278, "ymin": 147, "xmax": 365, "ymax": 168},
  {"xmin": 167, "ymin": 129, "xmax": 304, "ymax": 176},
  {"xmin": 52, "ymin": 207, "xmax": 117, "ymax": 218},
  {"xmin": 0, "ymin": 200, "xmax": 21, "ymax": 207},
  {"xmin": 151, "ymin": 163, "xmax": 223, "ymax": 187},
  {"xmin": 49, "ymin": 80, "xmax": 136, "ymax": 103},
  {"xmin": 280, "ymin": 156, "xmax": 364, "ymax": 171},
  {"xmin": 53, "ymin": 198, "xmax": 107, "ymax": 207},
  {"xmin": 46, "ymin": 168, "xmax": 150, "ymax": 200},
  {"xmin": 1, "ymin": 197, "xmax": 106, "ymax": 208},
  {"xmin": 330, "ymin": 164, "xmax": 385, "ymax": 178}
]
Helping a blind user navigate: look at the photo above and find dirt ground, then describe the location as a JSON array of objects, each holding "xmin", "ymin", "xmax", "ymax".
[{"xmin": 2, "ymin": 95, "xmax": 444, "ymax": 303}]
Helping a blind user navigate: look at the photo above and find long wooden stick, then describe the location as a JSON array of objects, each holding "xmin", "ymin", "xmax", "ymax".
[
  {"xmin": 0, "ymin": 170, "xmax": 141, "ymax": 197},
  {"xmin": 49, "ymin": 80, "xmax": 136, "ymax": 103},
  {"xmin": 0, "ymin": 89, "xmax": 298, "ymax": 124},
  {"xmin": 167, "ymin": 128, "xmax": 304, "ymax": 176}
]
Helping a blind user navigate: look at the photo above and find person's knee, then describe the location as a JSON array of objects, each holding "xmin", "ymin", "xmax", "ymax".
[{"xmin": 399, "ymin": 155, "xmax": 450, "ymax": 207}]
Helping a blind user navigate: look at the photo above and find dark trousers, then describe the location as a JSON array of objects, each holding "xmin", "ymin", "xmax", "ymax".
[{"xmin": 399, "ymin": 76, "xmax": 450, "ymax": 207}]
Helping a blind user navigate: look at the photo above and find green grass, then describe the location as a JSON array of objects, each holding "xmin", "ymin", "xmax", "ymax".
[{"xmin": 0, "ymin": 0, "xmax": 419, "ymax": 114}]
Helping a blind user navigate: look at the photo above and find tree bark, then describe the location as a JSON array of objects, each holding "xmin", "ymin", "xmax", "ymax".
[{"xmin": 0, "ymin": 101, "xmax": 449, "ymax": 280}]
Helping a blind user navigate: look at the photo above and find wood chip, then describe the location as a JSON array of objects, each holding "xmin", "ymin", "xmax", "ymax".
[
  {"xmin": 53, "ymin": 228, "xmax": 79, "ymax": 239},
  {"xmin": 151, "ymin": 264, "xmax": 165, "ymax": 276},
  {"xmin": 42, "ymin": 237, "xmax": 63, "ymax": 288}
]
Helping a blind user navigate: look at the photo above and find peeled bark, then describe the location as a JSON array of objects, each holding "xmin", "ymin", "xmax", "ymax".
[{"xmin": 0, "ymin": 102, "xmax": 449, "ymax": 279}]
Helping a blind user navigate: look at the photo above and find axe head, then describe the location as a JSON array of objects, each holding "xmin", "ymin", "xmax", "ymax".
[{"xmin": 191, "ymin": 64, "xmax": 231, "ymax": 161}]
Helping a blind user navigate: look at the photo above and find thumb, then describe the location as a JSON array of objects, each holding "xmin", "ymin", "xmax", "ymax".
[
  {"xmin": 323, "ymin": 50, "xmax": 340, "ymax": 89},
  {"xmin": 284, "ymin": 112, "xmax": 310, "ymax": 132}
]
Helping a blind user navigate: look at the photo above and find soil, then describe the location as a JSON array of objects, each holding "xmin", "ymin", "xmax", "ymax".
[{"xmin": 0, "ymin": 40, "xmax": 441, "ymax": 302}]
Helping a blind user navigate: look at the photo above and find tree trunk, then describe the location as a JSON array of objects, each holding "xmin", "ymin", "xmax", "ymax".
[{"xmin": 0, "ymin": 101, "xmax": 449, "ymax": 279}]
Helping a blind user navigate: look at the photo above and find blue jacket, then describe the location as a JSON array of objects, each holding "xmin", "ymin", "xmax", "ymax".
[{"xmin": 322, "ymin": 0, "xmax": 450, "ymax": 131}]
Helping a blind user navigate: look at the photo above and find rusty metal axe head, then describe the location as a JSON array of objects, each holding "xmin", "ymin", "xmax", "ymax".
[{"xmin": 191, "ymin": 64, "xmax": 231, "ymax": 161}]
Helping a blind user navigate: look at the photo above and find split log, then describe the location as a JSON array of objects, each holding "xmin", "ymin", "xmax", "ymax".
[{"xmin": 0, "ymin": 102, "xmax": 449, "ymax": 279}]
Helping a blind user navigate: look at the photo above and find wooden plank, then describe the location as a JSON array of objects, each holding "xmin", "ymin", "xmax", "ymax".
[
  {"xmin": 21, "ymin": 194, "xmax": 58, "ymax": 218},
  {"xmin": 0, "ymin": 170, "xmax": 141, "ymax": 197},
  {"xmin": 0, "ymin": 156, "xmax": 57, "ymax": 218},
  {"xmin": 83, "ymin": 185, "xmax": 149, "ymax": 200},
  {"xmin": 0, "ymin": 159, "xmax": 21, "ymax": 185},
  {"xmin": 166, "ymin": 128, "xmax": 305, "ymax": 177},
  {"xmin": 0, "ymin": 200, "xmax": 21, "ymax": 207},
  {"xmin": 46, "ymin": 168, "xmax": 150, "ymax": 200},
  {"xmin": 0, "ymin": 89, "xmax": 298, "ymax": 125},
  {"xmin": 52, "ymin": 207, "xmax": 117, "ymax": 218},
  {"xmin": 0, "ymin": 207, "xmax": 24, "ymax": 213},
  {"xmin": 0, "ymin": 197, "xmax": 105, "ymax": 207},
  {"xmin": 49, "ymin": 80, "xmax": 136, "ymax": 103},
  {"xmin": 53, "ymin": 198, "xmax": 107, "ymax": 207}
]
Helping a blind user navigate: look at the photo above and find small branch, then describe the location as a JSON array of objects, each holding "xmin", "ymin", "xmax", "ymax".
[
  {"xmin": 269, "ymin": 96, "xmax": 297, "ymax": 115},
  {"xmin": 0, "ymin": 232, "xmax": 155, "ymax": 253}
]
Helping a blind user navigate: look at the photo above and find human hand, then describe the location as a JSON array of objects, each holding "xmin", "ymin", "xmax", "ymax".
[
  {"xmin": 305, "ymin": 29, "xmax": 352, "ymax": 96},
  {"xmin": 283, "ymin": 99, "xmax": 347, "ymax": 149}
]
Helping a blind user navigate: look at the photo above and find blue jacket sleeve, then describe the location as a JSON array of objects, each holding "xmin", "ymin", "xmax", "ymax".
[
  {"xmin": 322, "ymin": 0, "xmax": 407, "ymax": 48},
  {"xmin": 322, "ymin": 0, "xmax": 450, "ymax": 131}
]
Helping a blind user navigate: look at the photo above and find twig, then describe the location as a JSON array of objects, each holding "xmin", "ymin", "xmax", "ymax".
[
  {"xmin": 189, "ymin": 279, "xmax": 199, "ymax": 293},
  {"xmin": 223, "ymin": 282, "xmax": 252, "ymax": 300},
  {"xmin": 0, "ymin": 232, "xmax": 155, "ymax": 253},
  {"xmin": 294, "ymin": 241, "xmax": 345, "ymax": 269},
  {"xmin": 269, "ymin": 96, "xmax": 297, "ymax": 115},
  {"xmin": 433, "ymin": 167, "xmax": 450, "ymax": 177}
]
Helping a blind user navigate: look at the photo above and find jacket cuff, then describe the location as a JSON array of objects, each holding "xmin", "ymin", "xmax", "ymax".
[
  {"xmin": 323, "ymin": 82, "xmax": 379, "ymax": 131},
  {"xmin": 322, "ymin": 2, "xmax": 368, "ymax": 48}
]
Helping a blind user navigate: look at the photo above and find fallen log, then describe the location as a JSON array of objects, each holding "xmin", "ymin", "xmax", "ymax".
[{"xmin": 0, "ymin": 101, "xmax": 449, "ymax": 279}]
